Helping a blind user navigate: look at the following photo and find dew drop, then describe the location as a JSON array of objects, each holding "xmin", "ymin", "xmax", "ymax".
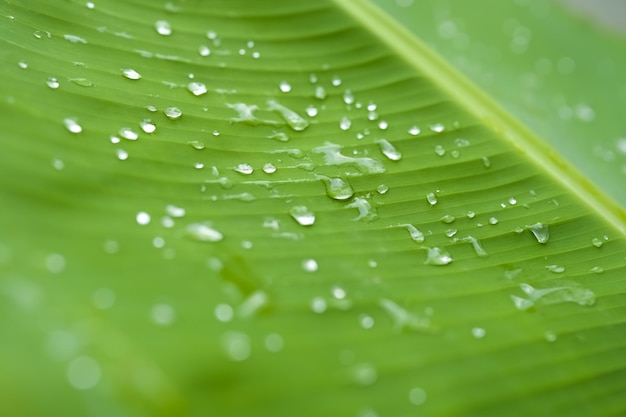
[
  {"xmin": 426, "ymin": 192, "xmax": 438, "ymax": 206},
  {"xmin": 545, "ymin": 265, "xmax": 565, "ymax": 273},
  {"xmin": 121, "ymin": 68, "xmax": 141, "ymax": 80},
  {"xmin": 187, "ymin": 81, "xmax": 207, "ymax": 96},
  {"xmin": 376, "ymin": 138, "xmax": 401, "ymax": 161},
  {"xmin": 434, "ymin": 145, "xmax": 446, "ymax": 156},
  {"xmin": 119, "ymin": 127, "xmax": 138, "ymax": 140},
  {"xmin": 440, "ymin": 214, "xmax": 455, "ymax": 224},
  {"xmin": 302, "ymin": 259, "xmax": 318, "ymax": 272},
  {"xmin": 186, "ymin": 223, "xmax": 223, "ymax": 242},
  {"xmin": 238, "ymin": 290, "xmax": 269, "ymax": 318},
  {"xmin": 314, "ymin": 85, "xmax": 327, "ymax": 100},
  {"xmin": 430, "ymin": 123, "xmax": 444, "ymax": 133},
  {"xmin": 279, "ymin": 81, "xmax": 291, "ymax": 93},
  {"xmin": 466, "ymin": 210, "xmax": 476, "ymax": 219},
  {"xmin": 321, "ymin": 177, "xmax": 354, "ymax": 201},
  {"xmin": 408, "ymin": 125, "xmax": 421, "ymax": 135},
  {"xmin": 331, "ymin": 75, "xmax": 342, "ymax": 86},
  {"xmin": 165, "ymin": 204, "xmax": 185, "ymax": 218},
  {"xmin": 64, "ymin": 118, "xmax": 82, "ymax": 133},
  {"xmin": 590, "ymin": 266, "xmax": 604, "ymax": 274},
  {"xmin": 46, "ymin": 77, "xmax": 60, "ymax": 89},
  {"xmin": 155, "ymin": 20, "xmax": 172, "ymax": 36},
  {"xmin": 289, "ymin": 206, "xmax": 315, "ymax": 226},
  {"xmin": 193, "ymin": 162, "xmax": 204, "ymax": 170},
  {"xmin": 346, "ymin": 197, "xmax": 379, "ymax": 222},
  {"xmin": 70, "ymin": 78, "xmax": 93, "ymax": 88},
  {"xmin": 198, "ymin": 45, "xmax": 211, "ymax": 56},
  {"xmin": 423, "ymin": 246, "xmax": 453, "ymax": 266},
  {"xmin": 136, "ymin": 211, "xmax": 150, "ymax": 225},
  {"xmin": 262, "ymin": 163, "xmax": 277, "ymax": 174},
  {"xmin": 339, "ymin": 116, "xmax": 352, "ymax": 131},
  {"xmin": 164, "ymin": 107, "xmax": 182, "ymax": 120},
  {"xmin": 63, "ymin": 34, "xmax": 87, "ymax": 44},
  {"xmin": 398, "ymin": 224, "xmax": 424, "ymax": 243},
  {"xmin": 234, "ymin": 163, "xmax": 254, "ymax": 175},
  {"xmin": 188, "ymin": 140, "xmax": 205, "ymax": 150},
  {"xmin": 221, "ymin": 331, "xmax": 250, "ymax": 361},
  {"xmin": 267, "ymin": 99, "xmax": 309, "ymax": 131},
  {"xmin": 591, "ymin": 237, "xmax": 603, "ymax": 248},
  {"xmin": 378, "ymin": 120, "xmax": 388, "ymax": 130},
  {"xmin": 139, "ymin": 119, "xmax": 156, "ymax": 133},
  {"xmin": 359, "ymin": 314, "xmax": 375, "ymax": 329},
  {"xmin": 455, "ymin": 235, "xmax": 488, "ymax": 257},
  {"xmin": 116, "ymin": 149, "xmax": 128, "ymax": 161},
  {"xmin": 376, "ymin": 184, "xmax": 389, "ymax": 194},
  {"xmin": 526, "ymin": 222, "xmax": 549, "ymax": 244},
  {"xmin": 482, "ymin": 156, "xmax": 491, "ymax": 168},
  {"xmin": 489, "ymin": 217, "xmax": 498, "ymax": 225}
]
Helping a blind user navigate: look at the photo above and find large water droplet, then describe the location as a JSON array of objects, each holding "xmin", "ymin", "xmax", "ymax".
[
  {"xmin": 289, "ymin": 206, "xmax": 316, "ymax": 226},
  {"xmin": 376, "ymin": 139, "xmax": 401, "ymax": 161},
  {"xmin": 136, "ymin": 211, "xmax": 150, "ymax": 225},
  {"xmin": 234, "ymin": 163, "xmax": 254, "ymax": 175},
  {"xmin": 186, "ymin": 223, "xmax": 223, "ymax": 242},
  {"xmin": 426, "ymin": 192, "xmax": 438, "ymax": 206},
  {"xmin": 187, "ymin": 81, "xmax": 207, "ymax": 96},
  {"xmin": 319, "ymin": 176, "xmax": 354, "ymax": 201},
  {"xmin": 526, "ymin": 222, "xmax": 549, "ymax": 244},
  {"xmin": 155, "ymin": 20, "xmax": 172, "ymax": 36},
  {"xmin": 422, "ymin": 246, "xmax": 453, "ymax": 265}
]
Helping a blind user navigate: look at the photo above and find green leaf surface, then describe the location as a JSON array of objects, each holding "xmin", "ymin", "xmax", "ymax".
[{"xmin": 1, "ymin": 1, "xmax": 626, "ymax": 416}]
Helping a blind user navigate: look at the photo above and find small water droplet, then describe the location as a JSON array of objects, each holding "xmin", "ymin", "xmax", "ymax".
[
  {"xmin": 151, "ymin": 303, "xmax": 175, "ymax": 325},
  {"xmin": 376, "ymin": 138, "xmax": 401, "ymax": 161},
  {"xmin": 63, "ymin": 34, "xmax": 87, "ymax": 44},
  {"xmin": 409, "ymin": 387, "xmax": 427, "ymax": 406},
  {"xmin": 434, "ymin": 145, "xmax": 446, "ymax": 156},
  {"xmin": 164, "ymin": 107, "xmax": 182, "ymax": 119},
  {"xmin": 320, "ymin": 176, "xmax": 354, "ymax": 201},
  {"xmin": 408, "ymin": 125, "xmax": 421, "ymax": 135},
  {"xmin": 136, "ymin": 211, "xmax": 150, "ymax": 225},
  {"xmin": 398, "ymin": 224, "xmax": 424, "ymax": 243},
  {"xmin": 52, "ymin": 159, "xmax": 64, "ymax": 170},
  {"xmin": 346, "ymin": 197, "xmax": 379, "ymax": 222},
  {"xmin": 378, "ymin": 120, "xmax": 388, "ymax": 130},
  {"xmin": 193, "ymin": 162, "xmax": 204, "ymax": 170},
  {"xmin": 445, "ymin": 229, "xmax": 457, "ymax": 237},
  {"xmin": 544, "ymin": 330, "xmax": 558, "ymax": 342},
  {"xmin": 119, "ymin": 127, "xmax": 138, "ymax": 140},
  {"xmin": 238, "ymin": 290, "xmax": 269, "ymax": 318},
  {"xmin": 165, "ymin": 204, "xmax": 185, "ymax": 218},
  {"xmin": 289, "ymin": 206, "xmax": 315, "ymax": 226},
  {"xmin": 339, "ymin": 116, "xmax": 352, "ymax": 131},
  {"xmin": 545, "ymin": 265, "xmax": 565, "ymax": 273},
  {"xmin": 198, "ymin": 45, "xmax": 211, "ymax": 56},
  {"xmin": 591, "ymin": 237, "xmax": 603, "ymax": 248},
  {"xmin": 314, "ymin": 85, "xmax": 327, "ymax": 100},
  {"xmin": 155, "ymin": 20, "xmax": 172, "ymax": 36},
  {"xmin": 302, "ymin": 259, "xmax": 318, "ymax": 272},
  {"xmin": 234, "ymin": 163, "xmax": 254, "ymax": 175},
  {"xmin": 64, "ymin": 118, "xmax": 82, "ymax": 133},
  {"xmin": 471, "ymin": 327, "xmax": 486, "ymax": 339},
  {"xmin": 423, "ymin": 246, "xmax": 453, "ymax": 266},
  {"xmin": 359, "ymin": 314, "xmax": 374, "ymax": 329},
  {"xmin": 46, "ymin": 77, "xmax": 60, "ymax": 89},
  {"xmin": 313, "ymin": 142, "xmax": 385, "ymax": 174},
  {"xmin": 590, "ymin": 266, "xmax": 604, "ymax": 274},
  {"xmin": 311, "ymin": 296, "xmax": 327, "ymax": 313},
  {"xmin": 279, "ymin": 81, "xmax": 291, "ymax": 93},
  {"xmin": 430, "ymin": 123, "xmax": 444, "ymax": 133},
  {"xmin": 455, "ymin": 138, "xmax": 470, "ymax": 147},
  {"xmin": 188, "ymin": 140, "xmax": 205, "ymax": 150},
  {"xmin": 121, "ymin": 68, "xmax": 141, "ymax": 80},
  {"xmin": 187, "ymin": 81, "xmax": 207, "ymax": 96},
  {"xmin": 221, "ymin": 331, "xmax": 250, "ymax": 361},
  {"xmin": 466, "ymin": 211, "xmax": 476, "ymax": 219},
  {"xmin": 482, "ymin": 156, "xmax": 491, "ymax": 168},
  {"xmin": 116, "ymin": 149, "xmax": 128, "ymax": 160},
  {"xmin": 526, "ymin": 222, "xmax": 549, "ymax": 244},
  {"xmin": 508, "ymin": 197, "xmax": 517, "ymax": 205},
  {"xmin": 376, "ymin": 184, "xmax": 389, "ymax": 194},
  {"xmin": 426, "ymin": 192, "xmax": 438, "ymax": 206},
  {"xmin": 262, "ymin": 163, "xmax": 277, "ymax": 174},
  {"xmin": 331, "ymin": 75, "xmax": 342, "ymax": 86},
  {"xmin": 139, "ymin": 119, "xmax": 156, "ymax": 133},
  {"xmin": 489, "ymin": 217, "xmax": 498, "ymax": 225},
  {"xmin": 440, "ymin": 214, "xmax": 455, "ymax": 224},
  {"xmin": 186, "ymin": 223, "xmax": 223, "ymax": 242},
  {"xmin": 305, "ymin": 105, "xmax": 318, "ymax": 117}
]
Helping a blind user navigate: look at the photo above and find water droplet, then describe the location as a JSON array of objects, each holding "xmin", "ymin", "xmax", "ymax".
[
  {"xmin": 434, "ymin": 145, "xmax": 446, "ymax": 156},
  {"xmin": 198, "ymin": 45, "xmax": 211, "ymax": 56},
  {"xmin": 590, "ymin": 266, "xmax": 604, "ymax": 274},
  {"xmin": 379, "ymin": 298, "xmax": 430, "ymax": 332},
  {"xmin": 397, "ymin": 224, "xmax": 424, "ymax": 243},
  {"xmin": 164, "ymin": 106, "xmax": 182, "ymax": 120},
  {"xmin": 320, "ymin": 176, "xmax": 354, "ymax": 200},
  {"xmin": 311, "ymin": 296, "xmax": 327, "ymax": 313},
  {"xmin": 234, "ymin": 163, "xmax": 254, "ymax": 175},
  {"xmin": 262, "ymin": 163, "xmax": 277, "ymax": 174},
  {"xmin": 454, "ymin": 236, "xmax": 488, "ymax": 257},
  {"xmin": 352, "ymin": 363, "xmax": 377, "ymax": 386},
  {"xmin": 313, "ymin": 142, "xmax": 385, "ymax": 174},
  {"xmin": 302, "ymin": 259, "xmax": 318, "ymax": 272},
  {"xmin": 265, "ymin": 333, "xmax": 284, "ymax": 353},
  {"xmin": 339, "ymin": 116, "xmax": 352, "ymax": 131},
  {"xmin": 136, "ymin": 211, "xmax": 150, "ymax": 225},
  {"xmin": 186, "ymin": 223, "xmax": 223, "ymax": 242},
  {"xmin": 221, "ymin": 331, "xmax": 250, "ymax": 361},
  {"xmin": 408, "ymin": 125, "xmax": 421, "ymax": 135},
  {"xmin": 238, "ymin": 290, "xmax": 269, "ymax": 318},
  {"xmin": 423, "ymin": 246, "xmax": 453, "ymax": 266},
  {"xmin": 289, "ymin": 206, "xmax": 315, "ymax": 226},
  {"xmin": 331, "ymin": 75, "xmax": 342, "ymax": 86},
  {"xmin": 346, "ymin": 197, "xmax": 379, "ymax": 222},
  {"xmin": 64, "ymin": 118, "xmax": 82, "ymax": 133},
  {"xmin": 409, "ymin": 387, "xmax": 427, "ymax": 405},
  {"xmin": 116, "ymin": 149, "xmax": 128, "ymax": 160},
  {"xmin": 544, "ymin": 330, "xmax": 558, "ymax": 342},
  {"xmin": 164, "ymin": 204, "xmax": 185, "ymax": 218},
  {"xmin": 508, "ymin": 197, "xmax": 518, "ymax": 205},
  {"xmin": 267, "ymin": 100, "xmax": 309, "ymax": 131},
  {"xmin": 489, "ymin": 217, "xmax": 498, "ymax": 225},
  {"xmin": 450, "ymin": 149, "xmax": 460, "ymax": 159},
  {"xmin": 67, "ymin": 356, "xmax": 101, "ymax": 390},
  {"xmin": 63, "ymin": 34, "xmax": 87, "ymax": 44},
  {"xmin": 591, "ymin": 237, "xmax": 603, "ymax": 248},
  {"xmin": 376, "ymin": 184, "xmax": 389, "ymax": 194},
  {"xmin": 445, "ymin": 229, "xmax": 457, "ymax": 237},
  {"xmin": 455, "ymin": 138, "xmax": 470, "ymax": 147},
  {"xmin": 151, "ymin": 303, "xmax": 175, "ymax": 325},
  {"xmin": 314, "ymin": 85, "xmax": 327, "ymax": 100},
  {"xmin": 482, "ymin": 156, "xmax": 491, "ymax": 168},
  {"xmin": 440, "ymin": 214, "xmax": 455, "ymax": 224},
  {"xmin": 430, "ymin": 123, "xmax": 444, "ymax": 133},
  {"xmin": 155, "ymin": 20, "xmax": 172, "ymax": 36},
  {"xmin": 377, "ymin": 120, "xmax": 388, "ymax": 130},
  {"xmin": 511, "ymin": 282, "xmax": 596, "ymax": 311},
  {"xmin": 188, "ymin": 140, "xmax": 205, "ymax": 150},
  {"xmin": 193, "ymin": 162, "xmax": 204, "ymax": 170},
  {"xmin": 466, "ymin": 210, "xmax": 476, "ymax": 219},
  {"xmin": 139, "ymin": 119, "xmax": 156, "ymax": 133},
  {"xmin": 426, "ymin": 192, "xmax": 438, "ymax": 206},
  {"xmin": 359, "ymin": 314, "xmax": 374, "ymax": 329},
  {"xmin": 376, "ymin": 138, "xmax": 401, "ymax": 161},
  {"xmin": 119, "ymin": 127, "xmax": 138, "ymax": 140},
  {"xmin": 471, "ymin": 327, "xmax": 486, "ymax": 339},
  {"xmin": 545, "ymin": 265, "xmax": 565, "ymax": 273},
  {"xmin": 279, "ymin": 81, "xmax": 291, "ymax": 93},
  {"xmin": 187, "ymin": 81, "xmax": 207, "ymax": 96},
  {"xmin": 46, "ymin": 77, "xmax": 60, "ymax": 89},
  {"xmin": 526, "ymin": 222, "xmax": 549, "ymax": 244},
  {"xmin": 121, "ymin": 68, "xmax": 141, "ymax": 80}
]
